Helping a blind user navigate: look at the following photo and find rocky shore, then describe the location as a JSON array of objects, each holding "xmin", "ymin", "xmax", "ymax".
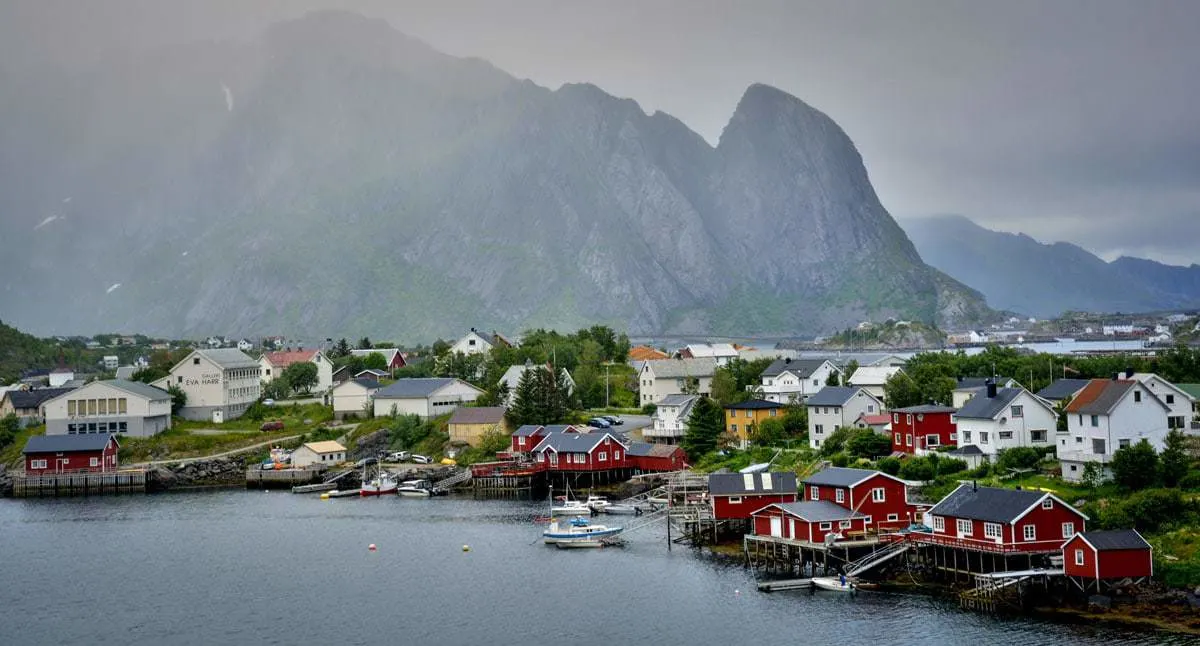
[{"xmin": 147, "ymin": 457, "xmax": 250, "ymax": 490}]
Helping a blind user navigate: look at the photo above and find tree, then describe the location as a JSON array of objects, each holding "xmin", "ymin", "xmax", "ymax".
[
  {"xmin": 281, "ymin": 361, "xmax": 318, "ymax": 395},
  {"xmin": 1110, "ymin": 440, "xmax": 1160, "ymax": 490},
  {"xmin": 710, "ymin": 368, "xmax": 742, "ymax": 405},
  {"xmin": 166, "ymin": 385, "xmax": 187, "ymax": 415},
  {"xmin": 614, "ymin": 333, "xmax": 631, "ymax": 364},
  {"xmin": 842, "ymin": 360, "xmax": 859, "ymax": 386},
  {"xmin": 877, "ymin": 456, "xmax": 902, "ymax": 476},
  {"xmin": 356, "ymin": 337, "xmax": 373, "ymax": 350},
  {"xmin": 682, "ymin": 397, "xmax": 724, "ymax": 459},
  {"xmin": 1159, "ymin": 430, "xmax": 1191, "ymax": 488},
  {"xmin": 1081, "ymin": 461, "xmax": 1105, "ymax": 489},
  {"xmin": 0, "ymin": 413, "xmax": 20, "ymax": 450},
  {"xmin": 825, "ymin": 371, "xmax": 840, "ymax": 387},
  {"xmin": 361, "ymin": 352, "xmax": 388, "ymax": 372},
  {"xmin": 1055, "ymin": 398, "xmax": 1070, "ymax": 433},
  {"xmin": 753, "ymin": 418, "xmax": 788, "ymax": 445},
  {"xmin": 506, "ymin": 368, "xmax": 540, "ymax": 426},
  {"xmin": 995, "ymin": 447, "xmax": 1046, "ymax": 473},
  {"xmin": 820, "ymin": 427, "xmax": 857, "ymax": 456},
  {"xmin": 845, "ymin": 428, "xmax": 892, "ymax": 459},
  {"xmin": 899, "ymin": 457, "xmax": 935, "ymax": 481},
  {"xmin": 883, "ymin": 372, "xmax": 922, "ymax": 409},
  {"xmin": 332, "ymin": 338, "xmax": 351, "ymax": 359}
]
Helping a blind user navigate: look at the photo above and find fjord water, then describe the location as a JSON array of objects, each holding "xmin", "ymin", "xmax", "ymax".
[{"xmin": 0, "ymin": 492, "xmax": 1183, "ymax": 646}]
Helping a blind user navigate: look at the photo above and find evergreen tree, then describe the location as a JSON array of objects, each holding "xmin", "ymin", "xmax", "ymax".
[
  {"xmin": 506, "ymin": 367, "xmax": 540, "ymax": 426},
  {"xmin": 682, "ymin": 397, "xmax": 724, "ymax": 459},
  {"xmin": 1159, "ymin": 429, "xmax": 1191, "ymax": 488},
  {"xmin": 332, "ymin": 338, "xmax": 351, "ymax": 358}
]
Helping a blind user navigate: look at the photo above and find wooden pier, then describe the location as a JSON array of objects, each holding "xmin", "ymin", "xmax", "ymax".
[
  {"xmin": 245, "ymin": 467, "xmax": 326, "ymax": 489},
  {"xmin": 13, "ymin": 469, "xmax": 148, "ymax": 497}
]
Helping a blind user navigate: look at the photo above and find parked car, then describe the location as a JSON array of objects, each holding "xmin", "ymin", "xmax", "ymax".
[
  {"xmin": 387, "ymin": 451, "xmax": 410, "ymax": 462},
  {"xmin": 262, "ymin": 398, "xmax": 276, "ymax": 406},
  {"xmin": 602, "ymin": 415, "xmax": 624, "ymax": 426},
  {"xmin": 588, "ymin": 417, "xmax": 612, "ymax": 428},
  {"xmin": 411, "ymin": 454, "xmax": 433, "ymax": 464},
  {"xmin": 260, "ymin": 420, "xmax": 284, "ymax": 431},
  {"xmin": 355, "ymin": 457, "xmax": 378, "ymax": 468}
]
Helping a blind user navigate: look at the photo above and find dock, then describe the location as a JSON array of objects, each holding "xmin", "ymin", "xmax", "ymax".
[
  {"xmin": 13, "ymin": 469, "xmax": 148, "ymax": 497},
  {"xmin": 245, "ymin": 466, "xmax": 326, "ymax": 489},
  {"xmin": 757, "ymin": 578, "xmax": 814, "ymax": 592}
]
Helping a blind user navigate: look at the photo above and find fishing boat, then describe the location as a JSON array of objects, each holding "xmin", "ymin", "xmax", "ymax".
[
  {"xmin": 584, "ymin": 495, "xmax": 611, "ymax": 512},
  {"xmin": 542, "ymin": 516, "xmax": 623, "ymax": 548},
  {"xmin": 397, "ymin": 479, "xmax": 433, "ymax": 497},
  {"xmin": 550, "ymin": 482, "xmax": 592, "ymax": 515},
  {"xmin": 811, "ymin": 575, "xmax": 857, "ymax": 593},
  {"xmin": 360, "ymin": 466, "xmax": 398, "ymax": 496}
]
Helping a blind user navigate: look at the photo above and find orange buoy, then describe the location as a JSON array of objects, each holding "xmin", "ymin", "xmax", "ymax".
[{"xmin": 368, "ymin": 543, "xmax": 377, "ymax": 551}]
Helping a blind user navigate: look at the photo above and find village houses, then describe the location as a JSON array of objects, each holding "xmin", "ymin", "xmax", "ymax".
[
  {"xmin": 43, "ymin": 379, "xmax": 172, "ymax": 437},
  {"xmin": 847, "ymin": 365, "xmax": 904, "ymax": 403},
  {"xmin": 1058, "ymin": 378, "xmax": 1170, "ymax": 482},
  {"xmin": 330, "ymin": 378, "xmax": 381, "ymax": 420},
  {"xmin": 724, "ymin": 399, "xmax": 783, "ymax": 449},
  {"xmin": 805, "ymin": 386, "xmax": 884, "ymax": 450},
  {"xmin": 644, "ymin": 394, "xmax": 698, "ymax": 445},
  {"xmin": 449, "ymin": 328, "xmax": 512, "ymax": 356},
  {"xmin": 952, "ymin": 381, "xmax": 1056, "ymax": 461},
  {"xmin": 638, "ymin": 358, "xmax": 717, "ymax": 406},
  {"xmin": 755, "ymin": 358, "xmax": 841, "ymax": 404},
  {"xmin": 151, "ymin": 348, "xmax": 261, "ymax": 422},
  {"xmin": 497, "ymin": 359, "xmax": 575, "ymax": 406},
  {"xmin": 890, "ymin": 404, "xmax": 957, "ymax": 455},
  {"xmin": 349, "ymin": 348, "xmax": 407, "ymax": 374},
  {"xmin": 372, "ymin": 378, "xmax": 483, "ymax": 418},
  {"xmin": 259, "ymin": 349, "xmax": 335, "ymax": 393}
]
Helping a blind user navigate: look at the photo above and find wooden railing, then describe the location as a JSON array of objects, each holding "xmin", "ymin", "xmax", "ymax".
[{"xmin": 906, "ymin": 531, "xmax": 1067, "ymax": 554}]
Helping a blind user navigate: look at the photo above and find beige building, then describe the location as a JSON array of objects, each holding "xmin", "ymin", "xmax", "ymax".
[
  {"xmin": 44, "ymin": 379, "xmax": 172, "ymax": 437},
  {"xmin": 447, "ymin": 406, "xmax": 509, "ymax": 447},
  {"xmin": 638, "ymin": 358, "xmax": 717, "ymax": 407},
  {"xmin": 331, "ymin": 378, "xmax": 381, "ymax": 420},
  {"xmin": 291, "ymin": 441, "xmax": 346, "ymax": 468},
  {"xmin": 153, "ymin": 348, "xmax": 261, "ymax": 422},
  {"xmin": 373, "ymin": 378, "xmax": 484, "ymax": 418},
  {"xmin": 259, "ymin": 349, "xmax": 334, "ymax": 394}
]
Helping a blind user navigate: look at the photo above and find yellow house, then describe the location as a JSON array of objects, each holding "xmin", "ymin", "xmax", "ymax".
[
  {"xmin": 724, "ymin": 399, "xmax": 784, "ymax": 449},
  {"xmin": 447, "ymin": 406, "xmax": 510, "ymax": 448}
]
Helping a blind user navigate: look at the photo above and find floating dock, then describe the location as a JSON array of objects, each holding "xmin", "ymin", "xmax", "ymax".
[{"xmin": 13, "ymin": 469, "xmax": 148, "ymax": 497}]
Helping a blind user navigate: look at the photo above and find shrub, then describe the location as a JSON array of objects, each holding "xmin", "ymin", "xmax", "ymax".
[
  {"xmin": 845, "ymin": 429, "xmax": 892, "ymax": 459},
  {"xmin": 1111, "ymin": 440, "xmax": 1160, "ymax": 491},
  {"xmin": 641, "ymin": 403, "xmax": 657, "ymax": 416},
  {"xmin": 938, "ymin": 458, "xmax": 968, "ymax": 476},
  {"xmin": 995, "ymin": 446, "xmax": 1046, "ymax": 473},
  {"xmin": 1177, "ymin": 472, "xmax": 1200, "ymax": 492},
  {"xmin": 967, "ymin": 462, "xmax": 992, "ymax": 478},
  {"xmin": 830, "ymin": 452, "xmax": 850, "ymax": 467},
  {"xmin": 1094, "ymin": 488, "xmax": 1195, "ymax": 533},
  {"xmin": 900, "ymin": 457, "xmax": 935, "ymax": 482},
  {"xmin": 876, "ymin": 456, "xmax": 902, "ymax": 476},
  {"xmin": 820, "ymin": 427, "xmax": 856, "ymax": 456}
]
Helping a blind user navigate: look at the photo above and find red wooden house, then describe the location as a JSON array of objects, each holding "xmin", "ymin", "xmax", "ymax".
[
  {"xmin": 625, "ymin": 442, "xmax": 687, "ymax": 473},
  {"xmin": 889, "ymin": 405, "xmax": 957, "ymax": 454},
  {"xmin": 708, "ymin": 472, "xmax": 798, "ymax": 520},
  {"xmin": 916, "ymin": 483, "xmax": 1088, "ymax": 554},
  {"xmin": 510, "ymin": 425, "xmax": 548, "ymax": 453},
  {"xmin": 801, "ymin": 467, "xmax": 919, "ymax": 531},
  {"xmin": 751, "ymin": 501, "xmax": 868, "ymax": 544},
  {"xmin": 23, "ymin": 433, "xmax": 119, "ymax": 475},
  {"xmin": 531, "ymin": 431, "xmax": 627, "ymax": 471},
  {"xmin": 1063, "ymin": 530, "xmax": 1153, "ymax": 589}
]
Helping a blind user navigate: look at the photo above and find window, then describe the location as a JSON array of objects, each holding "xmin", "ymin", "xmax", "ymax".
[
  {"xmin": 933, "ymin": 516, "xmax": 945, "ymax": 532},
  {"xmin": 1166, "ymin": 394, "xmax": 1175, "ymax": 405},
  {"xmin": 1090, "ymin": 415, "xmax": 1099, "ymax": 427},
  {"xmin": 90, "ymin": 457, "xmax": 99, "ymax": 467},
  {"xmin": 31, "ymin": 459, "xmax": 47, "ymax": 469},
  {"xmin": 598, "ymin": 452, "xmax": 607, "ymax": 461},
  {"xmin": 815, "ymin": 424, "xmax": 824, "ymax": 435},
  {"xmin": 770, "ymin": 409, "xmax": 777, "ymax": 417},
  {"xmin": 893, "ymin": 413, "xmax": 899, "ymax": 423},
  {"xmin": 1041, "ymin": 498, "xmax": 1053, "ymax": 510},
  {"xmin": 108, "ymin": 398, "xmax": 117, "ymax": 414},
  {"xmin": 957, "ymin": 519, "xmax": 972, "ymax": 537},
  {"xmin": 906, "ymin": 414, "xmax": 913, "ymax": 424},
  {"xmin": 614, "ymin": 450, "xmax": 621, "ymax": 460},
  {"xmin": 887, "ymin": 514, "xmax": 899, "ymax": 522},
  {"xmin": 118, "ymin": 422, "xmax": 127, "ymax": 431},
  {"xmin": 1069, "ymin": 465, "xmax": 1077, "ymax": 472},
  {"xmin": 836, "ymin": 489, "xmax": 845, "ymax": 503},
  {"xmin": 1075, "ymin": 548, "xmax": 1085, "ymax": 566},
  {"xmin": 906, "ymin": 434, "xmax": 912, "ymax": 446},
  {"xmin": 926, "ymin": 435, "xmax": 939, "ymax": 446},
  {"xmin": 177, "ymin": 376, "xmax": 183, "ymax": 383},
  {"xmin": 1075, "ymin": 436, "xmax": 1083, "ymax": 444},
  {"xmin": 1031, "ymin": 430, "xmax": 1047, "ymax": 443},
  {"xmin": 810, "ymin": 486, "xmax": 819, "ymax": 499},
  {"xmin": 1023, "ymin": 525, "xmax": 1036, "ymax": 541},
  {"xmin": 728, "ymin": 496, "xmax": 743, "ymax": 504},
  {"xmin": 1118, "ymin": 439, "xmax": 1130, "ymax": 449},
  {"xmin": 87, "ymin": 399, "xmax": 97, "ymax": 415},
  {"xmin": 68, "ymin": 400, "xmax": 76, "ymax": 416},
  {"xmin": 98, "ymin": 399, "xmax": 108, "ymax": 415},
  {"xmin": 963, "ymin": 430, "xmax": 972, "ymax": 442},
  {"xmin": 1011, "ymin": 405, "xmax": 1023, "ymax": 418},
  {"xmin": 1062, "ymin": 522, "xmax": 1075, "ymax": 538},
  {"xmin": 88, "ymin": 423, "xmax": 97, "ymax": 431},
  {"xmin": 819, "ymin": 522, "xmax": 832, "ymax": 530},
  {"xmin": 118, "ymin": 398, "xmax": 127, "ymax": 414},
  {"xmin": 980, "ymin": 431, "xmax": 989, "ymax": 444},
  {"xmin": 548, "ymin": 453, "xmax": 558, "ymax": 466},
  {"xmin": 872, "ymin": 488, "xmax": 885, "ymax": 502},
  {"xmin": 730, "ymin": 424, "xmax": 738, "ymax": 433},
  {"xmin": 518, "ymin": 437, "xmax": 525, "ymax": 447},
  {"xmin": 194, "ymin": 358, "xmax": 200, "ymax": 365},
  {"xmin": 839, "ymin": 520, "xmax": 852, "ymax": 529},
  {"xmin": 1093, "ymin": 439, "xmax": 1106, "ymax": 455},
  {"xmin": 950, "ymin": 433, "xmax": 957, "ymax": 441},
  {"xmin": 576, "ymin": 454, "xmax": 586, "ymax": 464},
  {"xmin": 984, "ymin": 522, "xmax": 1002, "ymax": 539},
  {"xmin": 999, "ymin": 431, "xmax": 1013, "ymax": 440},
  {"xmin": 1134, "ymin": 391, "xmax": 1142, "ymax": 403}
]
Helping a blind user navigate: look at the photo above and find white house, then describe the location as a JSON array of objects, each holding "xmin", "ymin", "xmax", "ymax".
[
  {"xmin": 48, "ymin": 368, "xmax": 75, "ymax": 388},
  {"xmin": 449, "ymin": 328, "xmax": 512, "ymax": 356},
  {"xmin": 952, "ymin": 377, "xmax": 1018, "ymax": 409},
  {"xmin": 331, "ymin": 378, "xmax": 381, "ymax": 420},
  {"xmin": 645, "ymin": 394, "xmax": 698, "ymax": 445},
  {"xmin": 679, "ymin": 343, "xmax": 739, "ymax": 366},
  {"xmin": 755, "ymin": 358, "xmax": 841, "ymax": 404},
  {"xmin": 372, "ymin": 378, "xmax": 483, "ymax": 418},
  {"xmin": 638, "ymin": 358, "xmax": 717, "ymax": 407},
  {"xmin": 237, "ymin": 339, "xmax": 254, "ymax": 352},
  {"xmin": 102, "ymin": 356, "xmax": 119, "ymax": 371},
  {"xmin": 497, "ymin": 360, "xmax": 575, "ymax": 406},
  {"xmin": 1131, "ymin": 372, "xmax": 1194, "ymax": 430},
  {"xmin": 43, "ymin": 379, "xmax": 172, "ymax": 438},
  {"xmin": 1058, "ymin": 378, "xmax": 1170, "ymax": 482},
  {"xmin": 152, "ymin": 348, "xmax": 261, "ymax": 422},
  {"xmin": 953, "ymin": 382, "xmax": 1057, "ymax": 461},
  {"xmin": 805, "ymin": 386, "xmax": 883, "ymax": 450},
  {"xmin": 259, "ymin": 349, "xmax": 334, "ymax": 394},
  {"xmin": 291, "ymin": 441, "xmax": 346, "ymax": 468},
  {"xmin": 848, "ymin": 366, "xmax": 904, "ymax": 402}
]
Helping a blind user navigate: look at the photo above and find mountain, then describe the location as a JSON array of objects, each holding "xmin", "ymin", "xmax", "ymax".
[
  {"xmin": 0, "ymin": 11, "xmax": 990, "ymax": 341},
  {"xmin": 903, "ymin": 215, "xmax": 1200, "ymax": 317}
]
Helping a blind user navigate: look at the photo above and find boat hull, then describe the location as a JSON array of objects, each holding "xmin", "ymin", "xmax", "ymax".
[
  {"xmin": 811, "ymin": 577, "xmax": 856, "ymax": 592},
  {"xmin": 397, "ymin": 489, "xmax": 432, "ymax": 497},
  {"xmin": 360, "ymin": 487, "xmax": 398, "ymax": 496}
]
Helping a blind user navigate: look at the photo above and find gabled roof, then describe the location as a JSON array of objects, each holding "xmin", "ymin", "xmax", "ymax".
[
  {"xmin": 498, "ymin": 362, "xmax": 573, "ymax": 391},
  {"xmin": 543, "ymin": 424, "xmax": 581, "ymax": 434},
  {"xmin": 24, "ymin": 433, "xmax": 116, "ymax": 454},
  {"xmin": 806, "ymin": 387, "xmax": 872, "ymax": 407},
  {"xmin": 891, "ymin": 404, "xmax": 956, "ymax": 414},
  {"xmin": 262, "ymin": 349, "xmax": 319, "ymax": 368},
  {"xmin": 625, "ymin": 442, "xmax": 683, "ymax": 458},
  {"xmin": 947, "ymin": 444, "xmax": 984, "ymax": 456},
  {"xmin": 190, "ymin": 348, "xmax": 259, "ymax": 370},
  {"xmin": 725, "ymin": 398, "xmax": 783, "ymax": 410},
  {"xmin": 336, "ymin": 378, "xmax": 380, "ymax": 392},
  {"xmin": 301, "ymin": 441, "xmax": 346, "ymax": 454},
  {"xmin": 658, "ymin": 393, "xmax": 699, "ymax": 407},
  {"xmin": 1073, "ymin": 529, "xmax": 1151, "ymax": 551},
  {"xmin": 1175, "ymin": 383, "xmax": 1200, "ymax": 401},
  {"xmin": 513, "ymin": 425, "xmax": 545, "ymax": 437},
  {"xmin": 768, "ymin": 500, "xmax": 866, "ymax": 522},
  {"xmin": 802, "ymin": 467, "xmax": 903, "ymax": 489},
  {"xmin": 7, "ymin": 388, "xmax": 75, "ymax": 410},
  {"xmin": 857, "ymin": 413, "xmax": 891, "ymax": 425},
  {"xmin": 761, "ymin": 358, "xmax": 832, "ymax": 378},
  {"xmin": 929, "ymin": 484, "xmax": 1084, "ymax": 524},
  {"xmin": 349, "ymin": 348, "xmax": 404, "ymax": 365},
  {"xmin": 100, "ymin": 379, "xmax": 172, "ymax": 401},
  {"xmin": 954, "ymin": 387, "xmax": 1023, "ymax": 420},
  {"xmin": 375, "ymin": 378, "xmax": 478, "ymax": 399},
  {"xmin": 628, "ymin": 346, "xmax": 669, "ymax": 362},
  {"xmin": 682, "ymin": 343, "xmax": 738, "ymax": 358},
  {"xmin": 114, "ymin": 366, "xmax": 136, "ymax": 380},
  {"xmin": 848, "ymin": 366, "xmax": 903, "ymax": 386},
  {"xmin": 531, "ymin": 431, "xmax": 614, "ymax": 454},
  {"xmin": 355, "ymin": 369, "xmax": 388, "ymax": 378},
  {"xmin": 1065, "ymin": 379, "xmax": 1168, "ymax": 416},
  {"xmin": 1132, "ymin": 373, "xmax": 1196, "ymax": 402},
  {"xmin": 1037, "ymin": 379, "xmax": 1092, "ymax": 402},
  {"xmin": 448, "ymin": 406, "xmax": 506, "ymax": 425},
  {"xmin": 708, "ymin": 471, "xmax": 798, "ymax": 496},
  {"xmin": 641, "ymin": 358, "xmax": 718, "ymax": 378}
]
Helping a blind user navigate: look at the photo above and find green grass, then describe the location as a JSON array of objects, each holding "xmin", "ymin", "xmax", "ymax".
[
  {"xmin": 119, "ymin": 427, "xmax": 302, "ymax": 463},
  {"xmin": 1, "ymin": 424, "xmax": 46, "ymax": 467}
]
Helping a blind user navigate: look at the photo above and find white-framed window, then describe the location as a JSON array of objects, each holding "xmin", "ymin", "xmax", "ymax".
[
  {"xmin": 980, "ymin": 432, "xmax": 989, "ymax": 444},
  {"xmin": 998, "ymin": 431, "xmax": 1013, "ymax": 440},
  {"xmin": 815, "ymin": 424, "xmax": 824, "ymax": 435},
  {"xmin": 614, "ymin": 450, "xmax": 621, "ymax": 460},
  {"xmin": 537, "ymin": 452, "xmax": 545, "ymax": 462},
  {"xmin": 31, "ymin": 459, "xmax": 47, "ymax": 469},
  {"xmin": 839, "ymin": 520, "xmax": 852, "ymax": 529},
  {"xmin": 963, "ymin": 430, "xmax": 972, "ymax": 442},
  {"xmin": 1062, "ymin": 522, "xmax": 1075, "ymax": 538},
  {"xmin": 925, "ymin": 435, "xmax": 939, "ymax": 447},
  {"xmin": 1075, "ymin": 548, "xmax": 1085, "ymax": 566},
  {"xmin": 950, "ymin": 433, "xmax": 957, "ymax": 441},
  {"xmin": 819, "ymin": 522, "xmax": 832, "ymax": 530},
  {"xmin": 598, "ymin": 452, "xmax": 607, "ymax": 461},
  {"xmin": 887, "ymin": 513, "xmax": 899, "ymax": 522},
  {"xmin": 548, "ymin": 453, "xmax": 557, "ymax": 466},
  {"xmin": 1031, "ymin": 430, "xmax": 1047, "ymax": 443},
  {"xmin": 1023, "ymin": 525, "xmax": 1037, "ymax": 541},
  {"xmin": 957, "ymin": 518, "xmax": 973, "ymax": 537},
  {"xmin": 810, "ymin": 486, "xmax": 819, "ymax": 499},
  {"xmin": 906, "ymin": 434, "xmax": 912, "ymax": 446},
  {"xmin": 518, "ymin": 437, "xmax": 525, "ymax": 446},
  {"xmin": 576, "ymin": 454, "xmax": 586, "ymax": 464},
  {"xmin": 728, "ymin": 496, "xmax": 743, "ymax": 504},
  {"xmin": 907, "ymin": 414, "xmax": 913, "ymax": 424},
  {"xmin": 984, "ymin": 522, "xmax": 1002, "ymax": 539},
  {"xmin": 1011, "ymin": 405, "xmax": 1023, "ymax": 418},
  {"xmin": 836, "ymin": 489, "xmax": 845, "ymax": 503},
  {"xmin": 89, "ymin": 457, "xmax": 99, "ymax": 467},
  {"xmin": 893, "ymin": 413, "xmax": 898, "ymax": 423},
  {"xmin": 872, "ymin": 488, "xmax": 885, "ymax": 503},
  {"xmin": 933, "ymin": 516, "xmax": 945, "ymax": 532},
  {"xmin": 1041, "ymin": 499, "xmax": 1053, "ymax": 510}
]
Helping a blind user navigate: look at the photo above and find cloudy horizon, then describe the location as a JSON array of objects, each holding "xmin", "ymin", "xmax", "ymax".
[{"xmin": 3, "ymin": 0, "xmax": 1198, "ymax": 266}]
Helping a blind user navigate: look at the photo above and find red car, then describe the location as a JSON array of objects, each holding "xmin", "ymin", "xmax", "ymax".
[{"xmin": 260, "ymin": 420, "xmax": 285, "ymax": 431}]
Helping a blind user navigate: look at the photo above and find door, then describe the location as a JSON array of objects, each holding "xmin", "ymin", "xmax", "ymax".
[
  {"xmin": 788, "ymin": 519, "xmax": 796, "ymax": 539},
  {"xmin": 56, "ymin": 458, "xmax": 66, "ymax": 474},
  {"xmin": 770, "ymin": 516, "xmax": 783, "ymax": 537}
]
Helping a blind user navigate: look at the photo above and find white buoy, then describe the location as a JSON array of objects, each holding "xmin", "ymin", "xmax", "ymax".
[{"xmin": 462, "ymin": 545, "xmax": 470, "ymax": 552}]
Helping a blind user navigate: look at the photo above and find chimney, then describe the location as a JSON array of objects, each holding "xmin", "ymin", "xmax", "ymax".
[
  {"xmin": 986, "ymin": 378, "xmax": 997, "ymax": 399},
  {"xmin": 784, "ymin": 357, "xmax": 791, "ymax": 364},
  {"xmin": 1125, "ymin": 367, "xmax": 1134, "ymax": 379}
]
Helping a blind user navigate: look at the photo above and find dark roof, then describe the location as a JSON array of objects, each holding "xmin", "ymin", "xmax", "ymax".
[
  {"xmin": 513, "ymin": 425, "xmax": 545, "ymax": 437},
  {"xmin": 625, "ymin": 442, "xmax": 683, "ymax": 458},
  {"xmin": 708, "ymin": 471, "xmax": 798, "ymax": 496},
  {"xmin": 1037, "ymin": 379, "xmax": 1091, "ymax": 401},
  {"xmin": 7, "ymin": 388, "xmax": 75, "ymax": 410},
  {"xmin": 23, "ymin": 433, "xmax": 116, "ymax": 454},
  {"xmin": 725, "ymin": 399, "xmax": 783, "ymax": 410},
  {"xmin": 954, "ymin": 387, "xmax": 1023, "ymax": 420},
  {"xmin": 374, "ymin": 378, "xmax": 460, "ymax": 398},
  {"xmin": 805, "ymin": 387, "xmax": 866, "ymax": 407},
  {"xmin": 953, "ymin": 377, "xmax": 1012, "ymax": 390},
  {"xmin": 347, "ymin": 378, "xmax": 381, "ymax": 390},
  {"xmin": 542, "ymin": 424, "xmax": 578, "ymax": 434},
  {"xmin": 761, "ymin": 358, "xmax": 830, "ymax": 378},
  {"xmin": 891, "ymin": 404, "xmax": 957, "ymax": 414},
  {"xmin": 1077, "ymin": 529, "xmax": 1151, "ymax": 551},
  {"xmin": 531, "ymin": 432, "xmax": 613, "ymax": 454},
  {"xmin": 947, "ymin": 445, "xmax": 984, "ymax": 456},
  {"xmin": 448, "ymin": 406, "xmax": 506, "ymax": 425},
  {"xmin": 802, "ymin": 467, "xmax": 892, "ymax": 488},
  {"xmin": 773, "ymin": 500, "xmax": 865, "ymax": 522},
  {"xmin": 102, "ymin": 379, "xmax": 171, "ymax": 400},
  {"xmin": 929, "ymin": 484, "xmax": 1048, "ymax": 523}
]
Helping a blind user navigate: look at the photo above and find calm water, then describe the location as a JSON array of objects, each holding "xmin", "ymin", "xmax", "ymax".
[{"xmin": 0, "ymin": 491, "xmax": 1186, "ymax": 645}]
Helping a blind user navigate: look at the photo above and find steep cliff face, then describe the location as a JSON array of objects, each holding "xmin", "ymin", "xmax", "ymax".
[{"xmin": 0, "ymin": 11, "xmax": 990, "ymax": 340}]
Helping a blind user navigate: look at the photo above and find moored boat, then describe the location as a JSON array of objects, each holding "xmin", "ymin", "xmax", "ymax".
[
  {"xmin": 542, "ymin": 516, "xmax": 624, "ymax": 547},
  {"xmin": 360, "ymin": 466, "xmax": 398, "ymax": 496},
  {"xmin": 397, "ymin": 479, "xmax": 433, "ymax": 497},
  {"xmin": 811, "ymin": 575, "xmax": 857, "ymax": 593}
]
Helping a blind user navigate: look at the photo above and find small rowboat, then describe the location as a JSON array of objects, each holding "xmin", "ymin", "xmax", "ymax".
[{"xmin": 811, "ymin": 576, "xmax": 857, "ymax": 593}]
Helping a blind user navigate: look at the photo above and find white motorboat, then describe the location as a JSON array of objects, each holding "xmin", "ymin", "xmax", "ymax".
[
  {"xmin": 811, "ymin": 576, "xmax": 857, "ymax": 593},
  {"xmin": 584, "ymin": 495, "xmax": 611, "ymax": 512},
  {"xmin": 542, "ymin": 517, "xmax": 623, "ymax": 548},
  {"xmin": 397, "ymin": 479, "xmax": 433, "ymax": 497}
]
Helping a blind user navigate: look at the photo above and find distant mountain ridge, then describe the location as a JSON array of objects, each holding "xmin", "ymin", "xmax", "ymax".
[
  {"xmin": 0, "ymin": 11, "xmax": 991, "ymax": 341},
  {"xmin": 903, "ymin": 215, "xmax": 1200, "ymax": 317}
]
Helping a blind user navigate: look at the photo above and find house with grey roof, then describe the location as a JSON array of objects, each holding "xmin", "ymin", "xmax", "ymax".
[
  {"xmin": 1058, "ymin": 378, "xmax": 1170, "ymax": 482},
  {"xmin": 331, "ymin": 378, "xmax": 381, "ymax": 420},
  {"xmin": 0, "ymin": 387, "xmax": 78, "ymax": 423},
  {"xmin": 638, "ymin": 358, "xmax": 717, "ymax": 406},
  {"xmin": 805, "ymin": 386, "xmax": 883, "ymax": 451},
  {"xmin": 1036, "ymin": 379, "xmax": 1091, "ymax": 405},
  {"xmin": 848, "ymin": 365, "xmax": 905, "ymax": 402},
  {"xmin": 449, "ymin": 328, "xmax": 512, "ymax": 356},
  {"xmin": 952, "ymin": 376, "xmax": 1018, "ymax": 408},
  {"xmin": 372, "ymin": 378, "xmax": 483, "ymax": 419},
  {"xmin": 953, "ymin": 381, "xmax": 1057, "ymax": 462},
  {"xmin": 755, "ymin": 358, "xmax": 841, "ymax": 404},
  {"xmin": 152, "ymin": 348, "xmax": 261, "ymax": 422},
  {"xmin": 43, "ymin": 379, "xmax": 172, "ymax": 437},
  {"xmin": 645, "ymin": 393, "xmax": 698, "ymax": 445}
]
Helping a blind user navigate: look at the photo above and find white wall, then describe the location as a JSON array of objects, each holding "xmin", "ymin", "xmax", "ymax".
[
  {"xmin": 957, "ymin": 391, "xmax": 1055, "ymax": 458},
  {"xmin": 450, "ymin": 332, "xmax": 492, "ymax": 356},
  {"xmin": 806, "ymin": 390, "xmax": 882, "ymax": 450},
  {"xmin": 332, "ymin": 381, "xmax": 376, "ymax": 416}
]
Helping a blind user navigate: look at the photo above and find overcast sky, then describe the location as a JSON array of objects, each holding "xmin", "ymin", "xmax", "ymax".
[{"xmin": 4, "ymin": 0, "xmax": 1198, "ymax": 265}]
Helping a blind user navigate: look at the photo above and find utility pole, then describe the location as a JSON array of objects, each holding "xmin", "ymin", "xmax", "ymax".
[{"xmin": 605, "ymin": 363, "xmax": 610, "ymax": 409}]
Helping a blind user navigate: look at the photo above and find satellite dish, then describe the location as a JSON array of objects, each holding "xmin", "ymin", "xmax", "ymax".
[{"xmin": 1000, "ymin": 416, "xmax": 1008, "ymax": 425}]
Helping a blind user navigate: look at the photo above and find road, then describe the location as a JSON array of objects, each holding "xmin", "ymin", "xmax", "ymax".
[{"xmin": 131, "ymin": 435, "xmax": 303, "ymax": 467}]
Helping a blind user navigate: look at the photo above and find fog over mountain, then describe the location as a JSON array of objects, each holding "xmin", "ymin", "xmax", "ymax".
[{"xmin": 0, "ymin": 11, "xmax": 995, "ymax": 340}]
